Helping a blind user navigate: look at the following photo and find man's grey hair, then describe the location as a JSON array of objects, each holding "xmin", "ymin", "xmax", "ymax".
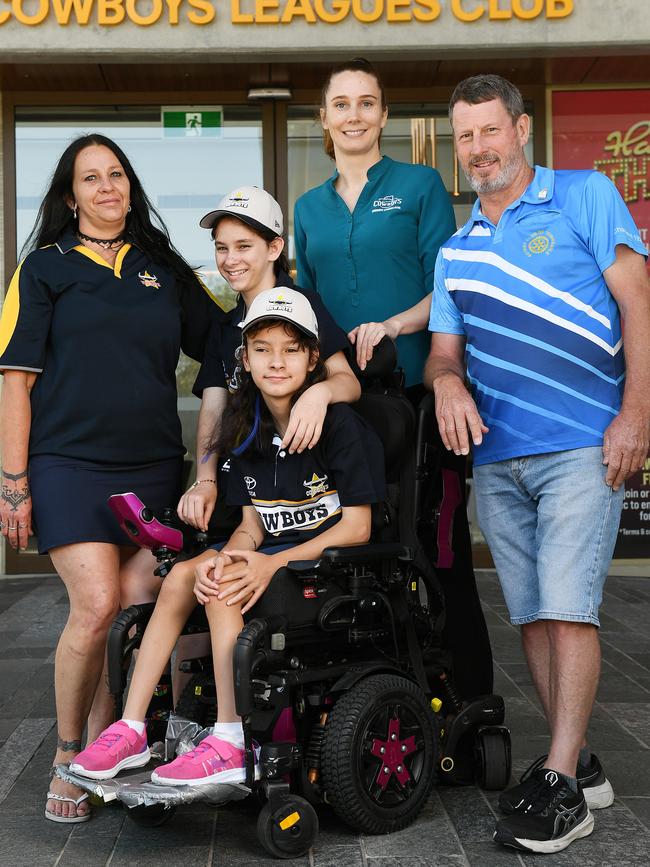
[{"xmin": 448, "ymin": 75, "xmax": 525, "ymax": 126}]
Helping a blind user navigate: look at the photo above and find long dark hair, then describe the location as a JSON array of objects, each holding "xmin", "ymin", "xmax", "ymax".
[
  {"xmin": 22, "ymin": 133, "xmax": 197, "ymax": 289},
  {"xmin": 320, "ymin": 57, "xmax": 387, "ymax": 160},
  {"xmin": 215, "ymin": 320, "xmax": 327, "ymax": 459}
]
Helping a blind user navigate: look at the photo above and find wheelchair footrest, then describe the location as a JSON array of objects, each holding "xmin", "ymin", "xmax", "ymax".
[{"xmin": 55, "ymin": 763, "xmax": 251, "ymax": 808}]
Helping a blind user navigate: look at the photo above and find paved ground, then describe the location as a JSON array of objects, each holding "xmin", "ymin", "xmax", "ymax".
[{"xmin": 0, "ymin": 569, "xmax": 649, "ymax": 866}]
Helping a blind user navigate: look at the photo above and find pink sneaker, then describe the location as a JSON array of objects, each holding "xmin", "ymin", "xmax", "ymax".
[
  {"xmin": 70, "ymin": 721, "xmax": 150, "ymax": 780},
  {"xmin": 151, "ymin": 735, "xmax": 259, "ymax": 787}
]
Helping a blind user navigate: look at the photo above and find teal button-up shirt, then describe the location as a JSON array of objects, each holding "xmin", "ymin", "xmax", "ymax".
[{"xmin": 294, "ymin": 156, "xmax": 456, "ymax": 386}]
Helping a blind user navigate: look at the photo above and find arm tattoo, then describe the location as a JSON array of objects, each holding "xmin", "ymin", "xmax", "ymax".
[
  {"xmin": 2, "ymin": 483, "xmax": 31, "ymax": 511},
  {"xmin": 1, "ymin": 469, "xmax": 28, "ymax": 481}
]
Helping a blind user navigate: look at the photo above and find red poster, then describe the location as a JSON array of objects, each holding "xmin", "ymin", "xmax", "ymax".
[
  {"xmin": 552, "ymin": 89, "xmax": 650, "ymax": 273},
  {"xmin": 553, "ymin": 90, "xmax": 650, "ymax": 558}
]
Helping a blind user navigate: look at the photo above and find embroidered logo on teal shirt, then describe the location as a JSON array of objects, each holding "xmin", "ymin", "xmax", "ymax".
[{"xmin": 372, "ymin": 195, "xmax": 402, "ymax": 213}]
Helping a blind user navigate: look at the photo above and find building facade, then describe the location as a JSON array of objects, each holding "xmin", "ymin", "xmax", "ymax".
[{"xmin": 1, "ymin": 0, "xmax": 648, "ymax": 571}]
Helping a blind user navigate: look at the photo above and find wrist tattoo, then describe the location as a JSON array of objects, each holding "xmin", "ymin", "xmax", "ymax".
[
  {"xmin": 2, "ymin": 484, "xmax": 31, "ymax": 511},
  {"xmin": 57, "ymin": 736, "xmax": 82, "ymax": 753},
  {"xmin": 1, "ymin": 469, "xmax": 28, "ymax": 481}
]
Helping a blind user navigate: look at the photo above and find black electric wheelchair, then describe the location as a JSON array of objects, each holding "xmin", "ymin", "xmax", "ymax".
[{"xmin": 68, "ymin": 341, "xmax": 511, "ymax": 858}]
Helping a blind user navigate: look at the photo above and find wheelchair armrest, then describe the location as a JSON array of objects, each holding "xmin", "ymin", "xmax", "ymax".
[
  {"xmin": 320, "ymin": 542, "xmax": 412, "ymax": 566},
  {"xmin": 107, "ymin": 603, "xmax": 156, "ymax": 697},
  {"xmin": 286, "ymin": 559, "xmax": 320, "ymax": 576}
]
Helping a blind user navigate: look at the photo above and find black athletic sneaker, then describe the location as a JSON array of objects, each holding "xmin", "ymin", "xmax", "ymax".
[
  {"xmin": 499, "ymin": 752, "xmax": 614, "ymax": 813},
  {"xmin": 494, "ymin": 769, "xmax": 594, "ymax": 854}
]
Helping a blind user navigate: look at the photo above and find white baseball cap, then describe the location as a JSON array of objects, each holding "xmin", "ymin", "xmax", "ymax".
[
  {"xmin": 199, "ymin": 186, "xmax": 284, "ymax": 235},
  {"xmin": 239, "ymin": 288, "xmax": 319, "ymax": 339}
]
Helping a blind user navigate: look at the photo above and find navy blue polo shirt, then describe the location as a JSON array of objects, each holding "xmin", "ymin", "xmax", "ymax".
[
  {"xmin": 226, "ymin": 403, "xmax": 386, "ymax": 546},
  {"xmin": 0, "ymin": 231, "xmax": 221, "ymax": 464},
  {"xmin": 193, "ymin": 279, "xmax": 349, "ymax": 397},
  {"xmin": 294, "ymin": 156, "xmax": 457, "ymax": 386}
]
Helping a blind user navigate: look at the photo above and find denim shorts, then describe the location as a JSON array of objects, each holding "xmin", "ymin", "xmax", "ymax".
[{"xmin": 473, "ymin": 447, "xmax": 624, "ymax": 627}]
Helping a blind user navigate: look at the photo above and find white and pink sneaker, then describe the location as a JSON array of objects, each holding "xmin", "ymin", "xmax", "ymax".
[
  {"xmin": 151, "ymin": 735, "xmax": 259, "ymax": 787},
  {"xmin": 70, "ymin": 721, "xmax": 150, "ymax": 780}
]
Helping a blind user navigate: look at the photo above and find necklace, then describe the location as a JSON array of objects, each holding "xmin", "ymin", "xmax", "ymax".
[{"xmin": 77, "ymin": 230, "xmax": 126, "ymax": 249}]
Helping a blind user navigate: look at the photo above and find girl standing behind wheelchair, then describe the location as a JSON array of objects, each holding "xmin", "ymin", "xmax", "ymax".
[{"xmin": 71, "ymin": 289, "xmax": 386, "ymax": 786}]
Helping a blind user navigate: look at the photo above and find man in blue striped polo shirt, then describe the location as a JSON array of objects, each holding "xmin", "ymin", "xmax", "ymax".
[{"xmin": 426, "ymin": 75, "xmax": 649, "ymax": 855}]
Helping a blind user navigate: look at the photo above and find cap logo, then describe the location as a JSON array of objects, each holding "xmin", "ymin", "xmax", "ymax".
[
  {"xmin": 266, "ymin": 293, "xmax": 293, "ymax": 313},
  {"xmin": 227, "ymin": 192, "xmax": 250, "ymax": 208}
]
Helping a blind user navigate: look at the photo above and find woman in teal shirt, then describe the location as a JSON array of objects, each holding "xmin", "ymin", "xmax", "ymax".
[
  {"xmin": 294, "ymin": 60, "xmax": 456, "ymax": 387},
  {"xmin": 294, "ymin": 58, "xmax": 493, "ymax": 701}
]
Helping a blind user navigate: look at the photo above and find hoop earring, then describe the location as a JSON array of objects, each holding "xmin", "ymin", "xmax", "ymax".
[{"xmin": 127, "ymin": 204, "xmax": 132, "ymax": 213}]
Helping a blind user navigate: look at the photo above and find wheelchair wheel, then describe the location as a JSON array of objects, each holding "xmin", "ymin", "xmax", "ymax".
[
  {"xmin": 174, "ymin": 673, "xmax": 217, "ymax": 728},
  {"xmin": 256, "ymin": 795, "xmax": 318, "ymax": 859},
  {"xmin": 321, "ymin": 673, "xmax": 437, "ymax": 835},
  {"xmin": 475, "ymin": 725, "xmax": 512, "ymax": 790},
  {"xmin": 125, "ymin": 803, "xmax": 176, "ymax": 827}
]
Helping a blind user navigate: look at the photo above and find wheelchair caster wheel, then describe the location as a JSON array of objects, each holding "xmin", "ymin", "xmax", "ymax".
[
  {"xmin": 475, "ymin": 725, "xmax": 512, "ymax": 790},
  {"xmin": 125, "ymin": 803, "xmax": 177, "ymax": 827},
  {"xmin": 256, "ymin": 795, "xmax": 318, "ymax": 859}
]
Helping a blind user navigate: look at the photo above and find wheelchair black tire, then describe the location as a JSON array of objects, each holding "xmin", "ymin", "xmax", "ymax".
[
  {"xmin": 174, "ymin": 673, "xmax": 217, "ymax": 729},
  {"xmin": 475, "ymin": 726, "xmax": 512, "ymax": 791},
  {"xmin": 321, "ymin": 673, "xmax": 437, "ymax": 835},
  {"xmin": 256, "ymin": 795, "xmax": 319, "ymax": 859},
  {"xmin": 125, "ymin": 803, "xmax": 177, "ymax": 827}
]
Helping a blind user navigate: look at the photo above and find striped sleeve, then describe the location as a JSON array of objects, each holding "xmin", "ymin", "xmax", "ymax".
[
  {"xmin": 0, "ymin": 258, "xmax": 54, "ymax": 373},
  {"xmin": 428, "ymin": 247, "xmax": 465, "ymax": 335}
]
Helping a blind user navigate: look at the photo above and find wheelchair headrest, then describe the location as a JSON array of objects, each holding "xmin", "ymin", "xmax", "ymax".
[{"xmin": 347, "ymin": 336, "xmax": 399, "ymax": 387}]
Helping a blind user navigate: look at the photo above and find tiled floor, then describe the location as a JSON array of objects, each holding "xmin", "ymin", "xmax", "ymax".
[{"xmin": 0, "ymin": 570, "xmax": 649, "ymax": 866}]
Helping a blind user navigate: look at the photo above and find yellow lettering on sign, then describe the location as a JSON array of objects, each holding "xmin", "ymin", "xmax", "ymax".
[
  {"xmin": 12, "ymin": 0, "xmax": 48, "ymax": 24},
  {"xmin": 281, "ymin": 0, "xmax": 316, "ymax": 22},
  {"xmin": 313, "ymin": 0, "xmax": 348, "ymax": 23},
  {"xmin": 0, "ymin": 2, "xmax": 9, "ymax": 23},
  {"xmin": 413, "ymin": 0, "xmax": 440, "ymax": 21},
  {"xmin": 165, "ymin": 0, "xmax": 183, "ymax": 23},
  {"xmin": 98, "ymin": 0, "xmax": 125, "ymax": 23},
  {"xmin": 604, "ymin": 121, "xmax": 650, "ymax": 158},
  {"xmin": 125, "ymin": 0, "xmax": 162, "ymax": 24},
  {"xmin": 546, "ymin": 0, "xmax": 572, "ymax": 17},
  {"xmin": 51, "ymin": 0, "xmax": 93, "ymax": 24},
  {"xmin": 387, "ymin": 0, "xmax": 411, "ymax": 22},
  {"xmin": 488, "ymin": 0, "xmax": 510, "ymax": 19},
  {"xmin": 352, "ymin": 0, "xmax": 383, "ymax": 23},
  {"xmin": 255, "ymin": 0, "xmax": 279, "ymax": 22},
  {"xmin": 512, "ymin": 0, "xmax": 543, "ymax": 19},
  {"xmin": 188, "ymin": 0, "xmax": 214, "ymax": 23},
  {"xmin": 451, "ymin": 0, "xmax": 483, "ymax": 23},
  {"xmin": 231, "ymin": 0, "xmax": 253, "ymax": 22}
]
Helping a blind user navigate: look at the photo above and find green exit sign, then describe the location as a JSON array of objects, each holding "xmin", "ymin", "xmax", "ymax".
[{"xmin": 162, "ymin": 106, "xmax": 223, "ymax": 137}]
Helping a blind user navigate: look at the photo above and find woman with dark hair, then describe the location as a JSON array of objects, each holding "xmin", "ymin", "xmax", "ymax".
[
  {"xmin": 294, "ymin": 60, "xmax": 494, "ymax": 702},
  {"xmin": 177, "ymin": 186, "xmax": 360, "ymax": 534},
  {"xmin": 70, "ymin": 289, "xmax": 385, "ymax": 788},
  {"xmin": 0, "ymin": 134, "xmax": 220, "ymax": 822}
]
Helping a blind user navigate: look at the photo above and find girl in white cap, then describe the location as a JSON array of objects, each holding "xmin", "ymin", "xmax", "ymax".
[
  {"xmin": 177, "ymin": 186, "xmax": 360, "ymax": 536},
  {"xmin": 70, "ymin": 290, "xmax": 385, "ymax": 787}
]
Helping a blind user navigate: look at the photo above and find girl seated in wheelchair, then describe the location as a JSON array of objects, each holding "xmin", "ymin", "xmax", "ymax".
[{"xmin": 71, "ymin": 289, "xmax": 385, "ymax": 787}]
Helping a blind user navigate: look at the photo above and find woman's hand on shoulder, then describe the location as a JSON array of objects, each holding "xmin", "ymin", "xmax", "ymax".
[
  {"xmin": 213, "ymin": 550, "xmax": 277, "ymax": 614},
  {"xmin": 348, "ymin": 320, "xmax": 399, "ymax": 371},
  {"xmin": 177, "ymin": 479, "xmax": 217, "ymax": 532},
  {"xmin": 193, "ymin": 551, "xmax": 231, "ymax": 605},
  {"xmin": 282, "ymin": 382, "xmax": 330, "ymax": 454}
]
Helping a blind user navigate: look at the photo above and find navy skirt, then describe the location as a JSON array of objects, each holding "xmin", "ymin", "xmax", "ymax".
[{"xmin": 29, "ymin": 454, "xmax": 184, "ymax": 554}]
